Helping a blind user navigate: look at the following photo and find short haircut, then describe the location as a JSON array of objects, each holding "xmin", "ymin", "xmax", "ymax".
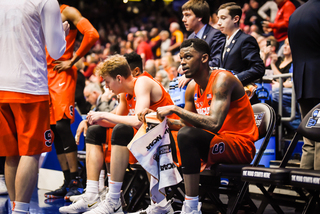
[
  {"xmin": 182, "ymin": 0, "xmax": 210, "ymax": 25},
  {"xmin": 180, "ymin": 38, "xmax": 211, "ymax": 58},
  {"xmin": 99, "ymin": 54, "xmax": 131, "ymax": 79},
  {"xmin": 85, "ymin": 82, "xmax": 102, "ymax": 93},
  {"xmin": 124, "ymin": 52, "xmax": 143, "ymax": 72},
  {"xmin": 218, "ymin": 2, "xmax": 242, "ymax": 25}
]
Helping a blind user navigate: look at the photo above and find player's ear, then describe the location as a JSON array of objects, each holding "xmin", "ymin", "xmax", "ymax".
[
  {"xmin": 201, "ymin": 53, "xmax": 209, "ymax": 64},
  {"xmin": 132, "ymin": 67, "xmax": 140, "ymax": 77},
  {"xmin": 116, "ymin": 75, "xmax": 121, "ymax": 83}
]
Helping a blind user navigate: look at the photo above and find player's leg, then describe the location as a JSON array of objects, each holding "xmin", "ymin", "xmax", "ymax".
[
  {"xmin": 59, "ymin": 125, "xmax": 108, "ymax": 214},
  {"xmin": 84, "ymin": 123, "xmax": 134, "ymax": 214},
  {"xmin": 178, "ymin": 126, "xmax": 213, "ymax": 214},
  {"xmin": 11, "ymin": 101, "xmax": 52, "ymax": 213}
]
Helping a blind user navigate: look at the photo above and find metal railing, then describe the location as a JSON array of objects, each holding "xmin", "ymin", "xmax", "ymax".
[{"xmin": 263, "ymin": 73, "xmax": 296, "ymax": 155}]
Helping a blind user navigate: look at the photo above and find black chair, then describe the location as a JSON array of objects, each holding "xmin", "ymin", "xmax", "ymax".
[
  {"xmin": 242, "ymin": 103, "xmax": 320, "ymax": 214},
  {"xmin": 122, "ymin": 163, "xmax": 150, "ymax": 212},
  {"xmin": 199, "ymin": 103, "xmax": 276, "ymax": 214}
]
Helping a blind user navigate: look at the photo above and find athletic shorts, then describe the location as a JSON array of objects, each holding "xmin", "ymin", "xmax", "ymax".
[
  {"xmin": 202, "ymin": 132, "xmax": 256, "ymax": 171},
  {"xmin": 48, "ymin": 66, "xmax": 77, "ymax": 125},
  {"xmin": 0, "ymin": 101, "xmax": 52, "ymax": 156},
  {"xmin": 103, "ymin": 127, "xmax": 138, "ymax": 165},
  {"xmin": 103, "ymin": 127, "xmax": 181, "ymax": 166}
]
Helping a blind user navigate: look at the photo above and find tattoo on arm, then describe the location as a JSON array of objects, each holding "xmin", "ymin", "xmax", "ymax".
[{"xmin": 167, "ymin": 119, "xmax": 185, "ymax": 131}]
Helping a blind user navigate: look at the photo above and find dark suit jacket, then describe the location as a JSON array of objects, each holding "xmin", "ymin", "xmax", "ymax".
[
  {"xmin": 219, "ymin": 30, "xmax": 265, "ymax": 86},
  {"xmin": 288, "ymin": 0, "xmax": 320, "ymax": 101},
  {"xmin": 188, "ymin": 25, "xmax": 225, "ymax": 68}
]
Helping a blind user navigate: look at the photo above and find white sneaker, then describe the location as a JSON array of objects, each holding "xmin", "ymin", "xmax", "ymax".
[
  {"xmin": 83, "ymin": 194, "xmax": 123, "ymax": 214},
  {"xmin": 0, "ymin": 175, "xmax": 8, "ymax": 195},
  {"xmin": 129, "ymin": 200, "xmax": 174, "ymax": 214},
  {"xmin": 70, "ymin": 187, "xmax": 109, "ymax": 203},
  {"xmin": 180, "ymin": 201, "xmax": 202, "ymax": 214},
  {"xmin": 59, "ymin": 195, "xmax": 100, "ymax": 213}
]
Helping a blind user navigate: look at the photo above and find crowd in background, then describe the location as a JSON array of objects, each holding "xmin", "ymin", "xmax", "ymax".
[{"xmin": 73, "ymin": 0, "xmax": 304, "ymax": 136}]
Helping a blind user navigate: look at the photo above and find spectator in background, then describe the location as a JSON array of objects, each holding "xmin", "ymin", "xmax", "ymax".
[
  {"xmin": 262, "ymin": 0, "xmax": 295, "ymax": 48},
  {"xmin": 83, "ymin": 83, "xmax": 117, "ymax": 113},
  {"xmin": 155, "ymin": 69, "xmax": 170, "ymax": 91},
  {"xmin": 161, "ymin": 55, "xmax": 175, "ymax": 80},
  {"xmin": 159, "ymin": 30, "xmax": 171, "ymax": 58},
  {"xmin": 145, "ymin": 59, "xmax": 157, "ymax": 78},
  {"xmin": 244, "ymin": 0, "xmax": 263, "ymax": 32},
  {"xmin": 217, "ymin": 2, "xmax": 265, "ymax": 87},
  {"xmin": 167, "ymin": 22, "xmax": 184, "ymax": 55},
  {"xmin": 260, "ymin": 36, "xmax": 279, "ymax": 67},
  {"xmin": 239, "ymin": 3, "xmax": 250, "ymax": 33},
  {"xmin": 134, "ymin": 31, "xmax": 154, "ymax": 66},
  {"xmin": 149, "ymin": 28, "xmax": 162, "ymax": 59},
  {"xmin": 258, "ymin": 0, "xmax": 278, "ymax": 23},
  {"xmin": 182, "ymin": 0, "xmax": 225, "ymax": 68},
  {"xmin": 288, "ymin": 0, "xmax": 320, "ymax": 170}
]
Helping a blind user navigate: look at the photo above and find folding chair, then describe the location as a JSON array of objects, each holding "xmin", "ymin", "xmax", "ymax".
[
  {"xmin": 199, "ymin": 103, "xmax": 276, "ymax": 214},
  {"xmin": 242, "ymin": 102, "xmax": 320, "ymax": 214}
]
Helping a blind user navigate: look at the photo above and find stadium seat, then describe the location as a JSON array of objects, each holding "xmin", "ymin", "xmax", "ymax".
[{"xmin": 199, "ymin": 103, "xmax": 276, "ymax": 214}]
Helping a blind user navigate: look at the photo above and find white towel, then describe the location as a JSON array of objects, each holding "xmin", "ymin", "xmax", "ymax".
[{"xmin": 127, "ymin": 117, "xmax": 183, "ymax": 203}]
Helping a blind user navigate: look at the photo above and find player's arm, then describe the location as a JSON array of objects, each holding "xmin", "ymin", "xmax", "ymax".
[
  {"xmin": 167, "ymin": 72, "xmax": 237, "ymax": 133},
  {"xmin": 54, "ymin": 6, "xmax": 99, "ymax": 72},
  {"xmin": 154, "ymin": 80, "xmax": 196, "ymax": 130},
  {"xmin": 41, "ymin": 0, "xmax": 66, "ymax": 59}
]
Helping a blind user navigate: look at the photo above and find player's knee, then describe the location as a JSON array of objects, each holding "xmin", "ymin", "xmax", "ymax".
[
  {"xmin": 177, "ymin": 126, "xmax": 197, "ymax": 151},
  {"xmin": 111, "ymin": 124, "xmax": 134, "ymax": 146},
  {"xmin": 55, "ymin": 119, "xmax": 71, "ymax": 135},
  {"xmin": 85, "ymin": 125, "xmax": 106, "ymax": 146}
]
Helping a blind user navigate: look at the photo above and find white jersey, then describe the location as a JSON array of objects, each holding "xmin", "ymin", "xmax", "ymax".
[{"xmin": 0, "ymin": 0, "xmax": 66, "ymax": 95}]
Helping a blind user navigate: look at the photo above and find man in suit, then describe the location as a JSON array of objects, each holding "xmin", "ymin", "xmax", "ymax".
[
  {"xmin": 217, "ymin": 2, "xmax": 264, "ymax": 87},
  {"xmin": 182, "ymin": 0, "xmax": 225, "ymax": 68},
  {"xmin": 83, "ymin": 83, "xmax": 117, "ymax": 113},
  {"xmin": 288, "ymin": 0, "xmax": 320, "ymax": 170}
]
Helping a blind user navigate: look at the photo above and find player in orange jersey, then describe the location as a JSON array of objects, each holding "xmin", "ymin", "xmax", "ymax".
[
  {"xmin": 66, "ymin": 54, "xmax": 178, "ymax": 214},
  {"xmin": 140, "ymin": 39, "xmax": 259, "ymax": 214},
  {"xmin": 45, "ymin": 3, "xmax": 99, "ymax": 201}
]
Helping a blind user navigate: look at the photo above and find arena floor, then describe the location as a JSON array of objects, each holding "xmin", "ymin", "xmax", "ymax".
[{"xmin": 0, "ymin": 188, "xmax": 301, "ymax": 214}]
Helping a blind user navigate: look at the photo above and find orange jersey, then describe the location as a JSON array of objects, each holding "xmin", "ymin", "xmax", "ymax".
[
  {"xmin": 194, "ymin": 70, "xmax": 258, "ymax": 168},
  {"xmin": 126, "ymin": 74, "xmax": 177, "ymax": 119},
  {"xmin": 194, "ymin": 70, "xmax": 259, "ymax": 140}
]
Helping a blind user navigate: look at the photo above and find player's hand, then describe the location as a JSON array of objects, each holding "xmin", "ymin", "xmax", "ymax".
[
  {"xmin": 87, "ymin": 111, "xmax": 105, "ymax": 125},
  {"xmin": 262, "ymin": 21, "xmax": 270, "ymax": 28},
  {"xmin": 53, "ymin": 59, "xmax": 73, "ymax": 73},
  {"xmin": 75, "ymin": 120, "xmax": 88, "ymax": 145},
  {"xmin": 156, "ymin": 105, "xmax": 175, "ymax": 120},
  {"xmin": 137, "ymin": 108, "xmax": 155, "ymax": 123},
  {"xmin": 63, "ymin": 21, "xmax": 70, "ymax": 36},
  {"xmin": 178, "ymin": 75, "xmax": 191, "ymax": 88}
]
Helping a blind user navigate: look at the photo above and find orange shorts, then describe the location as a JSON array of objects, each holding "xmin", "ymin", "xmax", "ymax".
[
  {"xmin": 0, "ymin": 101, "xmax": 52, "ymax": 156},
  {"xmin": 103, "ymin": 127, "xmax": 138, "ymax": 164},
  {"xmin": 48, "ymin": 66, "xmax": 77, "ymax": 125},
  {"xmin": 103, "ymin": 128, "xmax": 181, "ymax": 166},
  {"xmin": 202, "ymin": 132, "xmax": 256, "ymax": 170}
]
